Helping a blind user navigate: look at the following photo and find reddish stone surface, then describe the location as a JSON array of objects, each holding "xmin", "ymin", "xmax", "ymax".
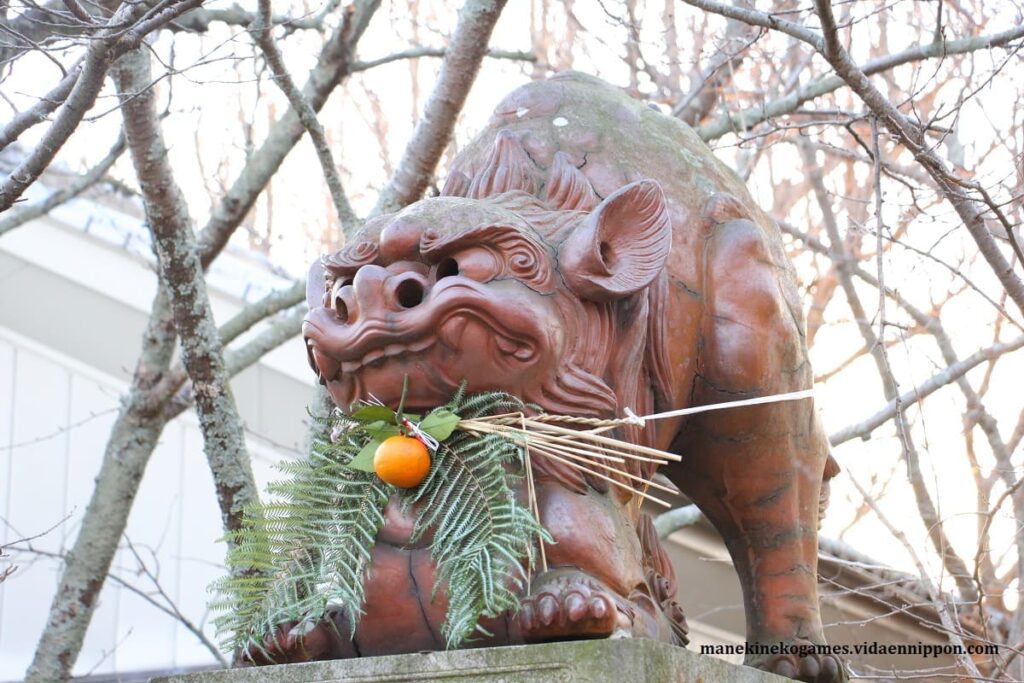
[{"xmin": 257, "ymin": 73, "xmax": 844, "ymax": 682}]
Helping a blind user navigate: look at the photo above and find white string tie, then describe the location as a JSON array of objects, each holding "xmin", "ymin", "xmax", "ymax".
[
  {"xmin": 623, "ymin": 407, "xmax": 646, "ymax": 427},
  {"xmin": 402, "ymin": 417, "xmax": 440, "ymax": 452}
]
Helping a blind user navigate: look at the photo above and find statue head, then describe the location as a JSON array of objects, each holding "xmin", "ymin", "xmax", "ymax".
[{"xmin": 302, "ymin": 133, "xmax": 673, "ymax": 417}]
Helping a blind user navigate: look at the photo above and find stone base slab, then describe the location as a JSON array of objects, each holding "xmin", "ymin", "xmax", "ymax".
[{"xmin": 152, "ymin": 639, "xmax": 786, "ymax": 683}]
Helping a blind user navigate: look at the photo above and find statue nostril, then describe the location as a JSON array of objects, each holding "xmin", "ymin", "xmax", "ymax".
[
  {"xmin": 395, "ymin": 279, "xmax": 424, "ymax": 308},
  {"xmin": 436, "ymin": 257, "xmax": 459, "ymax": 280},
  {"xmin": 334, "ymin": 296, "xmax": 349, "ymax": 323}
]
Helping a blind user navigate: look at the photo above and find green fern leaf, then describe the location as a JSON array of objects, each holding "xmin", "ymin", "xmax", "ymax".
[
  {"xmin": 210, "ymin": 423, "xmax": 393, "ymax": 653},
  {"xmin": 210, "ymin": 390, "xmax": 551, "ymax": 655},
  {"xmin": 409, "ymin": 391, "xmax": 553, "ymax": 648}
]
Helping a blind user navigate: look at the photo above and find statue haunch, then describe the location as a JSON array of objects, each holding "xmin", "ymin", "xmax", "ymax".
[{"xmin": 255, "ymin": 73, "xmax": 844, "ymax": 683}]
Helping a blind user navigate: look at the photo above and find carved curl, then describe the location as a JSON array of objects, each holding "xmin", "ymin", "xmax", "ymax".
[
  {"xmin": 440, "ymin": 169, "xmax": 471, "ymax": 198},
  {"xmin": 545, "ymin": 151, "xmax": 598, "ymax": 212},
  {"xmin": 420, "ymin": 224, "xmax": 557, "ymax": 294},
  {"xmin": 467, "ymin": 129, "xmax": 539, "ymax": 199},
  {"xmin": 323, "ymin": 240, "xmax": 379, "ymax": 277}
]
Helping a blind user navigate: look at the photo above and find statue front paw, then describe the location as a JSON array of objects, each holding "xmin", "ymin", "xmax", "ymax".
[
  {"xmin": 749, "ymin": 639, "xmax": 848, "ymax": 683},
  {"xmin": 236, "ymin": 610, "xmax": 355, "ymax": 666},
  {"xmin": 518, "ymin": 569, "xmax": 627, "ymax": 642}
]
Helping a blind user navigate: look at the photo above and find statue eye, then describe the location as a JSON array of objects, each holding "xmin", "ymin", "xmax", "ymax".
[
  {"xmin": 435, "ymin": 249, "xmax": 498, "ymax": 283},
  {"xmin": 436, "ymin": 258, "xmax": 460, "ymax": 280}
]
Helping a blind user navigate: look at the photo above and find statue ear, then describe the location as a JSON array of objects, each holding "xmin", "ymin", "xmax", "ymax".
[
  {"xmin": 558, "ymin": 179, "xmax": 672, "ymax": 301},
  {"xmin": 307, "ymin": 258, "xmax": 327, "ymax": 311}
]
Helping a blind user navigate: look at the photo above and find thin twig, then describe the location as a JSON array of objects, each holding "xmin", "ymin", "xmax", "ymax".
[
  {"xmin": 371, "ymin": 0, "xmax": 511, "ymax": 216},
  {"xmin": 250, "ymin": 0, "xmax": 357, "ymax": 232}
]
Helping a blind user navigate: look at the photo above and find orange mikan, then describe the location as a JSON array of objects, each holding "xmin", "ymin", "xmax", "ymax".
[{"xmin": 373, "ymin": 435, "xmax": 431, "ymax": 488}]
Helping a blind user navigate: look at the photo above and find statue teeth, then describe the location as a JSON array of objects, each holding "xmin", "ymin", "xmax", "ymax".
[{"xmin": 410, "ymin": 338, "xmax": 434, "ymax": 353}]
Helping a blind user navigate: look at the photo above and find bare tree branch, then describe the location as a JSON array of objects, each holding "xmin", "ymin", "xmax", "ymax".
[
  {"xmin": 811, "ymin": 0, "xmax": 1024, "ymax": 316},
  {"xmin": 677, "ymin": 0, "xmax": 821, "ymax": 47},
  {"xmin": 218, "ymin": 280, "xmax": 304, "ymax": 345},
  {"xmin": 250, "ymin": 0, "xmax": 357, "ymax": 231},
  {"xmin": 0, "ymin": 1, "xmax": 92, "ymax": 66},
  {"xmin": 121, "ymin": 537, "xmax": 229, "ymax": 666},
  {"xmin": 829, "ymin": 335, "xmax": 1024, "ymax": 446},
  {"xmin": 113, "ymin": 45, "xmax": 257, "ymax": 537},
  {"xmin": 60, "ymin": 0, "xmax": 93, "ymax": 25},
  {"xmin": 672, "ymin": 0, "xmax": 758, "ymax": 126},
  {"xmin": 783, "ymin": 222, "xmax": 1019, "ymax": 485},
  {"xmin": 24, "ymin": 9, "xmax": 380, "ymax": 670},
  {"xmin": 351, "ymin": 46, "xmax": 534, "ymax": 73},
  {"xmin": 847, "ymin": 472, "xmax": 985, "ymax": 680},
  {"xmin": 0, "ymin": 129, "xmax": 124, "ymax": 236},
  {"xmin": 799, "ymin": 138, "xmax": 978, "ymax": 600},
  {"xmin": 685, "ymin": 0, "xmax": 1024, "ymax": 332},
  {"xmin": 23, "ymin": 5, "xmax": 378, "ymax": 679},
  {"xmin": 170, "ymin": 4, "xmax": 330, "ymax": 34},
  {"xmin": 696, "ymin": 23, "xmax": 1024, "ymax": 141},
  {"xmin": 0, "ymin": 0, "xmax": 204, "ymax": 213},
  {"xmin": 25, "ymin": 285, "xmax": 300, "ymax": 681},
  {"xmin": 654, "ymin": 504, "xmax": 703, "ymax": 538},
  {"xmin": 163, "ymin": 306, "xmax": 306, "ymax": 419},
  {"xmin": 13, "ymin": 540, "xmax": 229, "ymax": 667},
  {"xmin": 371, "ymin": 0, "xmax": 510, "ymax": 216},
  {"xmin": 0, "ymin": 56, "xmax": 80, "ymax": 151},
  {"xmin": 196, "ymin": 0, "xmax": 380, "ymax": 265},
  {"xmin": 25, "ymin": 292, "xmax": 178, "ymax": 683},
  {"xmin": 0, "ymin": 0, "xmax": 329, "ymax": 66}
]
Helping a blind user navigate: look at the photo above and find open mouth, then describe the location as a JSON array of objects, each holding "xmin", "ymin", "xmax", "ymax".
[
  {"xmin": 306, "ymin": 307, "xmax": 539, "ymax": 381},
  {"xmin": 305, "ymin": 337, "xmax": 437, "ymax": 384},
  {"xmin": 340, "ymin": 337, "xmax": 436, "ymax": 376},
  {"xmin": 302, "ymin": 278, "xmax": 551, "ymax": 412}
]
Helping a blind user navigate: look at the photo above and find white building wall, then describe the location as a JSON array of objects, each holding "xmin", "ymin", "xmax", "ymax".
[
  {"xmin": 0, "ymin": 195, "xmax": 315, "ymax": 680},
  {"xmin": 0, "ymin": 326, "xmax": 298, "ymax": 680}
]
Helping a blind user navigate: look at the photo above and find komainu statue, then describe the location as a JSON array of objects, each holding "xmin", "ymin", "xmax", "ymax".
[{"xmin": 272, "ymin": 72, "xmax": 843, "ymax": 682}]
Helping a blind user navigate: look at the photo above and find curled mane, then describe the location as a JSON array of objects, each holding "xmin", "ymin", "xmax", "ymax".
[{"xmin": 442, "ymin": 128, "xmax": 677, "ymax": 444}]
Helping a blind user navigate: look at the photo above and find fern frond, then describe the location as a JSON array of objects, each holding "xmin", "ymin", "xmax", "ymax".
[
  {"xmin": 210, "ymin": 428, "xmax": 392, "ymax": 653},
  {"xmin": 211, "ymin": 389, "xmax": 551, "ymax": 654},
  {"xmin": 410, "ymin": 391, "xmax": 552, "ymax": 648}
]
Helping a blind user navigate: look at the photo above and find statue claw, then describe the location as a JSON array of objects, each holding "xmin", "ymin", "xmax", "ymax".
[
  {"xmin": 751, "ymin": 639, "xmax": 849, "ymax": 683},
  {"xmin": 519, "ymin": 569, "xmax": 621, "ymax": 642}
]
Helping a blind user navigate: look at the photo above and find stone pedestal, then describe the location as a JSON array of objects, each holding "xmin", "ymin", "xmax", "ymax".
[{"xmin": 152, "ymin": 639, "xmax": 786, "ymax": 682}]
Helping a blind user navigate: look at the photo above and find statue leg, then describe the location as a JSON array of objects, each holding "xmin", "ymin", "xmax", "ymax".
[
  {"xmin": 518, "ymin": 480, "xmax": 677, "ymax": 643},
  {"xmin": 674, "ymin": 413, "xmax": 845, "ymax": 682},
  {"xmin": 667, "ymin": 210, "xmax": 846, "ymax": 682},
  {"xmin": 518, "ymin": 568, "xmax": 625, "ymax": 641},
  {"xmin": 237, "ymin": 605, "xmax": 358, "ymax": 666}
]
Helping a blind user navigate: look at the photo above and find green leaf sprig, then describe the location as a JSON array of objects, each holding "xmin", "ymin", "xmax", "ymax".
[{"xmin": 210, "ymin": 388, "xmax": 550, "ymax": 655}]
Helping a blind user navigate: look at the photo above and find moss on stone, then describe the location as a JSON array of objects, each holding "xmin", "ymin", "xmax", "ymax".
[{"xmin": 152, "ymin": 639, "xmax": 786, "ymax": 683}]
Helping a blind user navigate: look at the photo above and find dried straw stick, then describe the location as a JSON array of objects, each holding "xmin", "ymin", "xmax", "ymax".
[
  {"xmin": 518, "ymin": 419, "xmax": 681, "ymax": 461},
  {"xmin": 459, "ymin": 419, "xmax": 673, "ymax": 464},
  {"xmin": 518, "ymin": 435, "xmax": 629, "ymax": 465},
  {"xmin": 526, "ymin": 430, "xmax": 664, "ymax": 463},
  {"xmin": 530, "ymin": 445, "xmax": 670, "ymax": 508},
  {"xmin": 537, "ymin": 443, "xmax": 679, "ymax": 497},
  {"xmin": 464, "ymin": 423, "xmax": 662, "ymax": 467},
  {"xmin": 522, "ymin": 416, "xmax": 547, "ymax": 574}
]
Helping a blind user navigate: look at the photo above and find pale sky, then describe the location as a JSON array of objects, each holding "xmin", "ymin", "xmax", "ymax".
[{"xmin": 3, "ymin": 0, "xmax": 1023, "ymax": 598}]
